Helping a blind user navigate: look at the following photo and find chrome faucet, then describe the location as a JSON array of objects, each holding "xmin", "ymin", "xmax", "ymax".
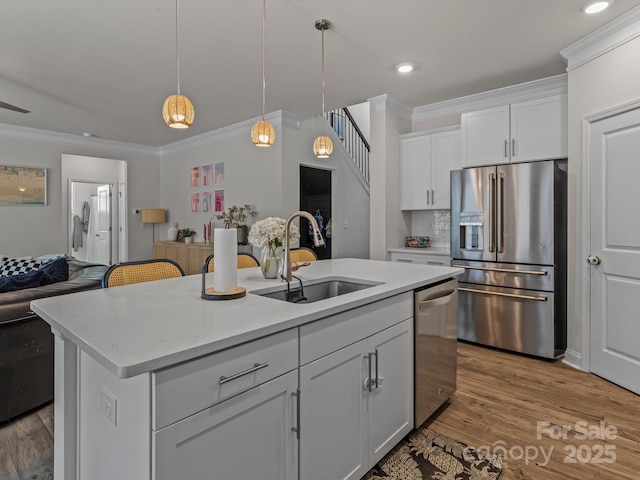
[{"xmin": 282, "ymin": 211, "xmax": 325, "ymax": 282}]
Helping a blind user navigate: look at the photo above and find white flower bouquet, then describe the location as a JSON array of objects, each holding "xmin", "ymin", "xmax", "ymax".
[
  {"xmin": 248, "ymin": 217, "xmax": 299, "ymax": 250},
  {"xmin": 249, "ymin": 217, "xmax": 300, "ymax": 278}
]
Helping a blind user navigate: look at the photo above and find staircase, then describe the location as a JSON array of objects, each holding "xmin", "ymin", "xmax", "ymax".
[{"xmin": 326, "ymin": 107, "xmax": 370, "ymax": 185}]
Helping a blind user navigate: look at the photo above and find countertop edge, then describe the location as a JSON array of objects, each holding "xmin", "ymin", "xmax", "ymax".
[{"xmin": 32, "ymin": 262, "xmax": 463, "ymax": 378}]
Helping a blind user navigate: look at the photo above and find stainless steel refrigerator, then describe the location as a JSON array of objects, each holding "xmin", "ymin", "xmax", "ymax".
[{"xmin": 450, "ymin": 160, "xmax": 567, "ymax": 359}]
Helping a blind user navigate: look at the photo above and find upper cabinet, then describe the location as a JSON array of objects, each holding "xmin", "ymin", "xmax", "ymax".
[
  {"xmin": 461, "ymin": 93, "xmax": 567, "ymax": 167},
  {"xmin": 401, "ymin": 129, "xmax": 461, "ymax": 210}
]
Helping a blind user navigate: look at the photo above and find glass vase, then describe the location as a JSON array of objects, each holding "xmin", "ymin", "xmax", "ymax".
[{"xmin": 260, "ymin": 245, "xmax": 282, "ymax": 279}]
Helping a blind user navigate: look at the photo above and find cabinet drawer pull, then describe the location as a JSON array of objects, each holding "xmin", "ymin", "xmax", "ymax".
[
  {"xmin": 367, "ymin": 352, "xmax": 373, "ymax": 392},
  {"xmin": 504, "ymin": 139, "xmax": 508, "ymax": 158},
  {"xmin": 219, "ymin": 362, "xmax": 269, "ymax": 385},
  {"xmin": 396, "ymin": 258, "xmax": 413, "ymax": 263},
  {"xmin": 374, "ymin": 349, "xmax": 379, "ymax": 389}
]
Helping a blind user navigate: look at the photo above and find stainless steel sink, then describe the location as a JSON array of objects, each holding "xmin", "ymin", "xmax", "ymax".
[{"xmin": 251, "ymin": 277, "xmax": 383, "ymax": 304}]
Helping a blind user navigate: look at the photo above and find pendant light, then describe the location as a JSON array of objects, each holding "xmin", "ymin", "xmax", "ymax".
[
  {"xmin": 251, "ymin": 0, "xmax": 275, "ymax": 146},
  {"xmin": 313, "ymin": 19, "xmax": 333, "ymax": 159},
  {"xmin": 162, "ymin": 0, "xmax": 194, "ymax": 129}
]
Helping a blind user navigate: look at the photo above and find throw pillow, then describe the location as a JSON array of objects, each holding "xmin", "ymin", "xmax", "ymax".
[
  {"xmin": 0, "ymin": 258, "xmax": 42, "ymax": 276},
  {"xmin": 0, "ymin": 269, "xmax": 44, "ymax": 293},
  {"xmin": 40, "ymin": 257, "xmax": 69, "ymax": 285}
]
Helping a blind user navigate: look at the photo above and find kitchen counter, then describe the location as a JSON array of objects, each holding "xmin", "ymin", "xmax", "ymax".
[{"xmin": 31, "ymin": 258, "xmax": 462, "ymax": 379}]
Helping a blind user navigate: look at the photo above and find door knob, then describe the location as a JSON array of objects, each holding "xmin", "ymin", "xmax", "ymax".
[{"xmin": 587, "ymin": 255, "xmax": 601, "ymax": 265}]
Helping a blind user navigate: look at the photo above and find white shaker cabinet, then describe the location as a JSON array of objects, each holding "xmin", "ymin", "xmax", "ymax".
[
  {"xmin": 461, "ymin": 93, "xmax": 567, "ymax": 167},
  {"xmin": 299, "ymin": 298, "xmax": 413, "ymax": 480},
  {"xmin": 401, "ymin": 129, "xmax": 461, "ymax": 210},
  {"xmin": 154, "ymin": 370, "xmax": 299, "ymax": 480}
]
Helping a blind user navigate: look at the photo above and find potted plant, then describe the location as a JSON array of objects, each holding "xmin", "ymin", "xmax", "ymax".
[
  {"xmin": 179, "ymin": 228, "xmax": 196, "ymax": 243},
  {"xmin": 216, "ymin": 204, "xmax": 257, "ymax": 245}
]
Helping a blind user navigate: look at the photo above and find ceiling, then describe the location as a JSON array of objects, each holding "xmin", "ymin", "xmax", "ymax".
[{"xmin": 1, "ymin": 0, "xmax": 639, "ymax": 147}]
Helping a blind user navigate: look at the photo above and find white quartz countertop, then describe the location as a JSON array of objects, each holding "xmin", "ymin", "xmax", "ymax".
[
  {"xmin": 388, "ymin": 247, "xmax": 451, "ymax": 256},
  {"xmin": 31, "ymin": 258, "xmax": 462, "ymax": 378}
]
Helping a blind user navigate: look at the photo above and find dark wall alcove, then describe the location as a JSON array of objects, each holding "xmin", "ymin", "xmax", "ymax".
[{"xmin": 299, "ymin": 166, "xmax": 331, "ymax": 259}]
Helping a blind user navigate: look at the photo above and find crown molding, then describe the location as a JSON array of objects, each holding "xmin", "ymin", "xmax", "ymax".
[
  {"xmin": 0, "ymin": 122, "xmax": 159, "ymax": 155},
  {"xmin": 561, "ymin": 5, "xmax": 640, "ymax": 71},
  {"xmin": 412, "ymin": 74, "xmax": 568, "ymax": 123},
  {"xmin": 367, "ymin": 94, "xmax": 413, "ymax": 122}
]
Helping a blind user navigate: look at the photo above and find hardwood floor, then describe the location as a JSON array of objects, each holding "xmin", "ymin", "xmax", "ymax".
[
  {"xmin": 427, "ymin": 342, "xmax": 640, "ymax": 480},
  {"xmin": 0, "ymin": 402, "xmax": 53, "ymax": 480},
  {"xmin": 0, "ymin": 342, "xmax": 638, "ymax": 480}
]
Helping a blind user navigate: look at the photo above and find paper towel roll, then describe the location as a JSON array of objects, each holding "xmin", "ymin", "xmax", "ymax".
[{"xmin": 213, "ymin": 228, "xmax": 238, "ymax": 292}]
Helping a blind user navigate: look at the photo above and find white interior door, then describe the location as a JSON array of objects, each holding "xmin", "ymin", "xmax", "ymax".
[
  {"xmin": 589, "ymin": 106, "xmax": 640, "ymax": 395},
  {"xmin": 95, "ymin": 184, "xmax": 112, "ymax": 265}
]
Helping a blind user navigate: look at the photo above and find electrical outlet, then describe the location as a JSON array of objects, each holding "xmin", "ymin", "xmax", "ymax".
[{"xmin": 100, "ymin": 388, "xmax": 117, "ymax": 426}]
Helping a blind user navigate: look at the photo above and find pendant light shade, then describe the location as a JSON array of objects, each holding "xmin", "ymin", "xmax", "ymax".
[
  {"xmin": 313, "ymin": 135, "xmax": 333, "ymax": 158},
  {"xmin": 163, "ymin": 94, "xmax": 194, "ymax": 128},
  {"xmin": 163, "ymin": 0, "xmax": 194, "ymax": 129},
  {"xmin": 251, "ymin": 119, "xmax": 275, "ymax": 146},
  {"xmin": 251, "ymin": 0, "xmax": 275, "ymax": 146},
  {"xmin": 313, "ymin": 19, "xmax": 332, "ymax": 159}
]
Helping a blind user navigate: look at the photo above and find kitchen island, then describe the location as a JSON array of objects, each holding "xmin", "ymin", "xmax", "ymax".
[{"xmin": 32, "ymin": 258, "xmax": 462, "ymax": 480}]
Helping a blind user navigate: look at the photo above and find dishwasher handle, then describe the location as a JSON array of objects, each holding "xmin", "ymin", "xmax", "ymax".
[{"xmin": 418, "ymin": 289, "xmax": 456, "ymax": 310}]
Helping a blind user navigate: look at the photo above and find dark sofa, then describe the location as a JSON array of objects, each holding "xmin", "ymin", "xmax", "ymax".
[{"xmin": 0, "ymin": 258, "xmax": 108, "ymax": 422}]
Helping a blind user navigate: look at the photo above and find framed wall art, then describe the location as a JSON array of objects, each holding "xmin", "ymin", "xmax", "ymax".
[
  {"xmin": 191, "ymin": 192, "xmax": 200, "ymax": 213},
  {"xmin": 202, "ymin": 191, "xmax": 212, "ymax": 213},
  {"xmin": 190, "ymin": 166, "xmax": 200, "ymax": 187},
  {"xmin": 0, "ymin": 165, "xmax": 47, "ymax": 206},
  {"xmin": 202, "ymin": 164, "xmax": 213, "ymax": 186},
  {"xmin": 214, "ymin": 190, "xmax": 224, "ymax": 212},
  {"xmin": 214, "ymin": 162, "xmax": 224, "ymax": 185}
]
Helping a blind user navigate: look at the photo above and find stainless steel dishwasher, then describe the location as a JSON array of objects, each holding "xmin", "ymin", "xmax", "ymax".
[{"xmin": 414, "ymin": 278, "xmax": 458, "ymax": 427}]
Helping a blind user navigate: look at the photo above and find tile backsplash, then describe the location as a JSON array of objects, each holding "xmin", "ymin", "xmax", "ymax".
[{"xmin": 411, "ymin": 210, "xmax": 451, "ymax": 249}]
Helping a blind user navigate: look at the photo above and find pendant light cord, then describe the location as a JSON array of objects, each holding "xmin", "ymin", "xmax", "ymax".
[
  {"xmin": 321, "ymin": 25, "xmax": 325, "ymax": 136},
  {"xmin": 175, "ymin": 0, "xmax": 181, "ymax": 95},
  {"xmin": 261, "ymin": 0, "xmax": 266, "ymax": 120}
]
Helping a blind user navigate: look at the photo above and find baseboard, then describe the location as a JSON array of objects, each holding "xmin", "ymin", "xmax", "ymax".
[{"xmin": 562, "ymin": 349, "xmax": 583, "ymax": 371}]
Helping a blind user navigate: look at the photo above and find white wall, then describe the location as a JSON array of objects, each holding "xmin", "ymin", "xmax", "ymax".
[
  {"xmin": 159, "ymin": 112, "xmax": 370, "ymax": 259},
  {"xmin": 565, "ymin": 34, "xmax": 640, "ymax": 365},
  {"xmin": 346, "ymin": 102, "xmax": 371, "ymax": 144},
  {"xmin": 0, "ymin": 129, "xmax": 158, "ymax": 260},
  {"xmin": 369, "ymin": 96, "xmax": 412, "ymax": 260}
]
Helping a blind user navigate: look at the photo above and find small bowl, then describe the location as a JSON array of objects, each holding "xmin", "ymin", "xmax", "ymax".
[{"xmin": 405, "ymin": 236, "xmax": 430, "ymax": 248}]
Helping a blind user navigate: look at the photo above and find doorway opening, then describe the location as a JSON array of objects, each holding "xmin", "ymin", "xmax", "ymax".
[{"xmin": 299, "ymin": 166, "xmax": 331, "ymax": 259}]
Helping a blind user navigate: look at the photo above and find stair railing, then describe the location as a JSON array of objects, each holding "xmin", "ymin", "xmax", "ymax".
[{"xmin": 326, "ymin": 107, "xmax": 370, "ymax": 184}]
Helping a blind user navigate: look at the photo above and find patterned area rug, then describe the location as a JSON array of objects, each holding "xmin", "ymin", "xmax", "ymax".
[{"xmin": 363, "ymin": 427, "xmax": 503, "ymax": 480}]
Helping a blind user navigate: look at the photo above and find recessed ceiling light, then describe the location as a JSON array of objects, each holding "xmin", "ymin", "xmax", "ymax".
[
  {"xmin": 583, "ymin": 1, "xmax": 610, "ymax": 14},
  {"xmin": 397, "ymin": 63, "xmax": 414, "ymax": 74}
]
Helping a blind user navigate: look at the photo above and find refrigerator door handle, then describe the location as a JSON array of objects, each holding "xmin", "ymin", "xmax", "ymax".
[
  {"xmin": 452, "ymin": 264, "xmax": 548, "ymax": 276},
  {"xmin": 497, "ymin": 172, "xmax": 505, "ymax": 253},
  {"xmin": 489, "ymin": 173, "xmax": 496, "ymax": 252},
  {"xmin": 458, "ymin": 287, "xmax": 548, "ymax": 302}
]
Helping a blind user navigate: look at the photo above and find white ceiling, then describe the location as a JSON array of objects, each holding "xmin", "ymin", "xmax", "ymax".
[{"xmin": 1, "ymin": 0, "xmax": 639, "ymax": 147}]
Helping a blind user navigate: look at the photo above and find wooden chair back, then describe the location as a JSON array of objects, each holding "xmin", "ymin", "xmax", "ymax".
[
  {"xmin": 102, "ymin": 259, "xmax": 185, "ymax": 288},
  {"xmin": 204, "ymin": 252, "xmax": 260, "ymax": 273},
  {"xmin": 289, "ymin": 247, "xmax": 319, "ymax": 263}
]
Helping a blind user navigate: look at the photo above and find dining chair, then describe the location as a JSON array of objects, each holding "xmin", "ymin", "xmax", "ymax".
[
  {"xmin": 102, "ymin": 259, "xmax": 185, "ymax": 288},
  {"xmin": 289, "ymin": 247, "xmax": 319, "ymax": 263},
  {"xmin": 204, "ymin": 252, "xmax": 260, "ymax": 273}
]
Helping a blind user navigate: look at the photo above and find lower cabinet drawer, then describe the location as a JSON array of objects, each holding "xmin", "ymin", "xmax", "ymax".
[
  {"xmin": 389, "ymin": 252, "xmax": 451, "ymax": 265},
  {"xmin": 299, "ymin": 292, "xmax": 413, "ymax": 366},
  {"xmin": 152, "ymin": 329, "xmax": 298, "ymax": 430}
]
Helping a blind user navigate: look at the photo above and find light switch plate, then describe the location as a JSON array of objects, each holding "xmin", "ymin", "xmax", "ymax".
[{"xmin": 100, "ymin": 388, "xmax": 117, "ymax": 426}]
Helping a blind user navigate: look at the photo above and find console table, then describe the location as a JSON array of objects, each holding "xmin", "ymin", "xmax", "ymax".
[{"xmin": 153, "ymin": 241, "xmax": 213, "ymax": 275}]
